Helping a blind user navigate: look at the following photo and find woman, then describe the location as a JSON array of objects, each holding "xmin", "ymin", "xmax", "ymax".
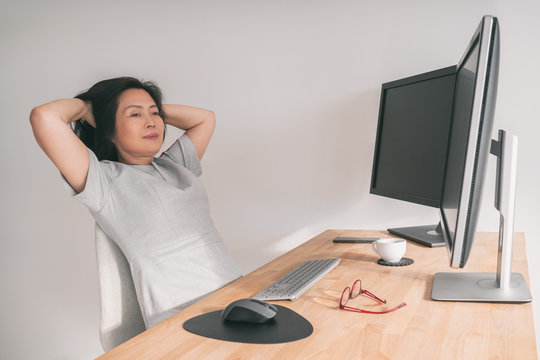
[{"xmin": 30, "ymin": 77, "xmax": 242, "ymax": 328}]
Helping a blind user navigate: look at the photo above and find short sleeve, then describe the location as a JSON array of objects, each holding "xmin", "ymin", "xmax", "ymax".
[
  {"xmin": 61, "ymin": 147, "xmax": 114, "ymax": 213},
  {"xmin": 160, "ymin": 134, "xmax": 203, "ymax": 177}
]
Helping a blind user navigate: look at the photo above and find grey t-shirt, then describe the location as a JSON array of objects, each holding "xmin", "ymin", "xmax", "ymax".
[{"xmin": 64, "ymin": 135, "xmax": 242, "ymax": 328}]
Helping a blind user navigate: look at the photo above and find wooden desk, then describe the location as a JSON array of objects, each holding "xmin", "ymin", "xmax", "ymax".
[{"xmin": 97, "ymin": 230, "xmax": 537, "ymax": 359}]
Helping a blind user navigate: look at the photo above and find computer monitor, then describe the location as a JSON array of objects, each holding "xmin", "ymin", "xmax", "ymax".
[
  {"xmin": 438, "ymin": 16, "xmax": 498, "ymax": 269},
  {"xmin": 370, "ymin": 66, "xmax": 456, "ymax": 247},
  {"xmin": 432, "ymin": 15, "xmax": 531, "ymax": 302}
]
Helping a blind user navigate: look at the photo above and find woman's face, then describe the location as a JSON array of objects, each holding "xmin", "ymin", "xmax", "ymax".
[{"xmin": 113, "ymin": 88, "xmax": 165, "ymax": 164}]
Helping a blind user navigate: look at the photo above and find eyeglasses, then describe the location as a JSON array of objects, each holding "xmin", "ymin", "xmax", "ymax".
[{"xmin": 339, "ymin": 280, "xmax": 407, "ymax": 314}]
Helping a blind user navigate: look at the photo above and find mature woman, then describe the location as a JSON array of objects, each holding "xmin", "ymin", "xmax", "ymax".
[{"xmin": 30, "ymin": 77, "xmax": 242, "ymax": 328}]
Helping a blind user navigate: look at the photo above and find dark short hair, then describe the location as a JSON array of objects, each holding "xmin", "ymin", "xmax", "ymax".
[{"xmin": 72, "ymin": 77, "xmax": 166, "ymax": 161}]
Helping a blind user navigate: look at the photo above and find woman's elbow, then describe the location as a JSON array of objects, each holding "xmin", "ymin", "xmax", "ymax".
[
  {"xmin": 29, "ymin": 106, "xmax": 56, "ymax": 141},
  {"xmin": 29, "ymin": 106, "xmax": 46, "ymax": 128},
  {"xmin": 207, "ymin": 110, "xmax": 216, "ymax": 127}
]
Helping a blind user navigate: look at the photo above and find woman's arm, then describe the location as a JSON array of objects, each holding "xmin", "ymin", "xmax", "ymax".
[
  {"xmin": 30, "ymin": 98, "xmax": 95, "ymax": 193},
  {"xmin": 162, "ymin": 104, "xmax": 216, "ymax": 160}
]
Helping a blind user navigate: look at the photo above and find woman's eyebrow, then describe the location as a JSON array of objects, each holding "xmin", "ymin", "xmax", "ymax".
[{"xmin": 123, "ymin": 104, "xmax": 157, "ymax": 112}]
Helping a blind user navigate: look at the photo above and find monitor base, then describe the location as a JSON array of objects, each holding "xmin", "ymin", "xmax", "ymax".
[
  {"xmin": 431, "ymin": 272, "xmax": 532, "ymax": 303},
  {"xmin": 388, "ymin": 224, "xmax": 445, "ymax": 248}
]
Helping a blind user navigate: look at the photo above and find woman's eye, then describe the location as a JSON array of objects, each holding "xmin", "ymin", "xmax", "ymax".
[
  {"xmin": 130, "ymin": 113, "xmax": 141, "ymax": 117},
  {"xmin": 153, "ymin": 112, "xmax": 160, "ymax": 116}
]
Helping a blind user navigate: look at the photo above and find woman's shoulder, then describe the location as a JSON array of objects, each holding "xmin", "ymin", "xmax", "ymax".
[
  {"xmin": 158, "ymin": 135, "xmax": 202, "ymax": 177},
  {"xmin": 87, "ymin": 148, "xmax": 127, "ymax": 178}
]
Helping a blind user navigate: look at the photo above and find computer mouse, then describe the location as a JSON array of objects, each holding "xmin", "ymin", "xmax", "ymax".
[{"xmin": 221, "ymin": 298, "xmax": 278, "ymax": 323}]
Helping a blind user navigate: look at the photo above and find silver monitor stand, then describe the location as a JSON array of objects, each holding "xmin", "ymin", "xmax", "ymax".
[{"xmin": 431, "ymin": 130, "xmax": 532, "ymax": 303}]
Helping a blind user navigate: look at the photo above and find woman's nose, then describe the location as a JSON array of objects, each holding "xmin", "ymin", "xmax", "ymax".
[{"xmin": 145, "ymin": 116, "xmax": 156, "ymax": 128}]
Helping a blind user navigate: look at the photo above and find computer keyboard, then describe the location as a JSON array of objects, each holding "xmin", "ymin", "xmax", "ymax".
[{"xmin": 253, "ymin": 258, "xmax": 341, "ymax": 301}]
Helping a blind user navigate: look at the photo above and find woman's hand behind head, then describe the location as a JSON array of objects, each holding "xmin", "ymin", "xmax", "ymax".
[{"xmin": 82, "ymin": 101, "xmax": 96, "ymax": 128}]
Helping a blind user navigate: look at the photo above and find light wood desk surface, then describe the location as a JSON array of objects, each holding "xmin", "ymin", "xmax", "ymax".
[{"xmin": 97, "ymin": 230, "xmax": 537, "ymax": 360}]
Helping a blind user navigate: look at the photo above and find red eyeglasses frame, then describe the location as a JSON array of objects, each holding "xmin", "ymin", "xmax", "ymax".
[{"xmin": 339, "ymin": 279, "xmax": 406, "ymax": 314}]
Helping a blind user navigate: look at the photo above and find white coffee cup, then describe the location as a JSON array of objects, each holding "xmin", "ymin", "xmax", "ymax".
[{"xmin": 371, "ymin": 238, "xmax": 406, "ymax": 263}]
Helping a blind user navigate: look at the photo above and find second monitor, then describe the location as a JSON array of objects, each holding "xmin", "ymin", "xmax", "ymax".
[{"xmin": 370, "ymin": 65, "xmax": 456, "ymax": 247}]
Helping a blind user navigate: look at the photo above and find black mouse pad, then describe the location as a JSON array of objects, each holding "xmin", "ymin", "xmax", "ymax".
[{"xmin": 183, "ymin": 305, "xmax": 313, "ymax": 344}]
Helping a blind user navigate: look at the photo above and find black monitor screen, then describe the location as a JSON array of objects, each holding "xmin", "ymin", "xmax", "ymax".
[{"xmin": 371, "ymin": 67, "xmax": 456, "ymax": 208}]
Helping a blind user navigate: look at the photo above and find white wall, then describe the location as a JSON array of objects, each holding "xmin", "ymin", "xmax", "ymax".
[{"xmin": 1, "ymin": 1, "xmax": 539, "ymax": 358}]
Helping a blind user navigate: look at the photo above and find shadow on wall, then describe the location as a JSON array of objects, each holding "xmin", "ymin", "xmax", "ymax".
[{"xmin": 208, "ymin": 89, "xmax": 381, "ymax": 273}]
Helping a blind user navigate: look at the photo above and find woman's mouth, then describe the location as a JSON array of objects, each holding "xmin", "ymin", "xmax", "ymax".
[{"xmin": 143, "ymin": 133, "xmax": 159, "ymax": 140}]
